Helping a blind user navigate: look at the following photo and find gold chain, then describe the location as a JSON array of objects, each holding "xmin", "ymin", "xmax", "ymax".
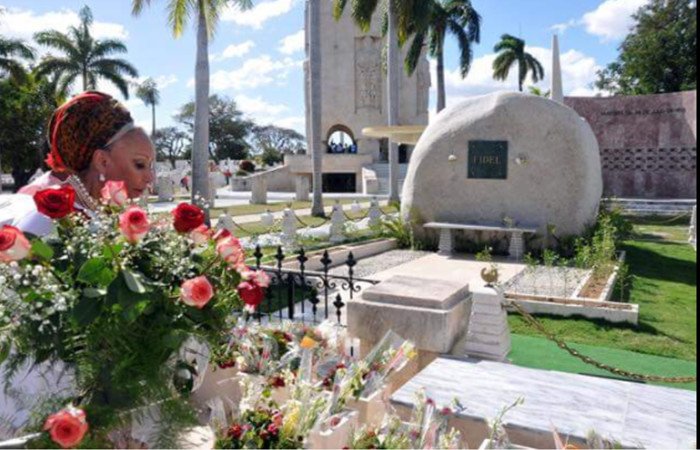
[{"xmin": 507, "ymin": 300, "xmax": 697, "ymax": 385}]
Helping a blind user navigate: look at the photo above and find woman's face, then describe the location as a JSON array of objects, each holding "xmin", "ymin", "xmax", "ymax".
[{"xmin": 99, "ymin": 129, "xmax": 156, "ymax": 199}]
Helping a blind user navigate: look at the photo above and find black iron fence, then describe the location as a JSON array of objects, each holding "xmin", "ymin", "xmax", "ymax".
[{"xmin": 252, "ymin": 245, "xmax": 380, "ymax": 326}]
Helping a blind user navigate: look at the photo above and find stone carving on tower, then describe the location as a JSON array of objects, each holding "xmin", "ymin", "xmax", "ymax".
[{"xmin": 355, "ymin": 36, "xmax": 383, "ymax": 113}]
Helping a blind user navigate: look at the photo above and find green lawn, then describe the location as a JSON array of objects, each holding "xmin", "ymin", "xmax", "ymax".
[
  {"xmin": 210, "ymin": 198, "xmax": 367, "ymax": 218},
  {"xmin": 509, "ymin": 334, "xmax": 696, "ymax": 391},
  {"xmin": 509, "ymin": 219, "xmax": 697, "ymax": 362}
]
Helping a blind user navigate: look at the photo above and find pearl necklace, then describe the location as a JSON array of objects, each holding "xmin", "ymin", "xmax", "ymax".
[{"xmin": 66, "ymin": 175, "xmax": 100, "ymax": 213}]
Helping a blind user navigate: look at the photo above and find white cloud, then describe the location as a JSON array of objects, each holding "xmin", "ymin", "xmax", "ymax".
[
  {"xmin": 190, "ymin": 55, "xmax": 302, "ymax": 91},
  {"xmin": 222, "ymin": 0, "xmax": 300, "ymax": 29},
  {"xmin": 0, "ymin": 7, "xmax": 129, "ymax": 41},
  {"xmin": 212, "ymin": 41, "xmax": 256, "ymax": 61},
  {"xmin": 235, "ymin": 94, "xmax": 289, "ymax": 118},
  {"xmin": 581, "ymin": 0, "xmax": 649, "ymax": 42},
  {"xmin": 279, "ymin": 30, "xmax": 305, "ymax": 55},
  {"xmin": 233, "ymin": 94, "xmax": 305, "ymax": 135},
  {"xmin": 435, "ymin": 46, "xmax": 604, "ymax": 109},
  {"xmin": 550, "ymin": 19, "xmax": 577, "ymax": 35}
]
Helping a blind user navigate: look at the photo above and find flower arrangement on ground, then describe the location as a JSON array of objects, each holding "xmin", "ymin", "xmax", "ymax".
[{"xmin": 0, "ymin": 182, "xmax": 268, "ymax": 447}]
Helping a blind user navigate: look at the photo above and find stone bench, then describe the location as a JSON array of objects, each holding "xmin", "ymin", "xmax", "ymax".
[{"xmin": 423, "ymin": 222, "xmax": 538, "ymax": 261}]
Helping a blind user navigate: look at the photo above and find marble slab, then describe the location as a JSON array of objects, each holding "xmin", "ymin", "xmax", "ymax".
[
  {"xmin": 361, "ymin": 275, "xmax": 470, "ymax": 310},
  {"xmin": 391, "ymin": 357, "xmax": 696, "ymax": 449}
]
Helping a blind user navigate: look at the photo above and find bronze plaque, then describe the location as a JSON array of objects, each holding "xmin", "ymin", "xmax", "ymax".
[{"xmin": 468, "ymin": 141, "xmax": 508, "ymax": 180}]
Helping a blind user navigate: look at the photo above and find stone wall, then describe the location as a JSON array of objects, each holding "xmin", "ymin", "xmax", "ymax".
[{"xmin": 566, "ymin": 91, "xmax": 697, "ymax": 199}]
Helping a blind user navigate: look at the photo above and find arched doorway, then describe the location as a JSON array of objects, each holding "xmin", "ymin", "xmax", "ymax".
[{"xmin": 327, "ymin": 125, "xmax": 357, "ymax": 154}]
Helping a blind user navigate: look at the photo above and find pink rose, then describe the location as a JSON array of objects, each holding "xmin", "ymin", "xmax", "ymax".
[
  {"xmin": 241, "ymin": 268, "xmax": 271, "ymax": 288},
  {"xmin": 216, "ymin": 236, "xmax": 245, "ymax": 269},
  {"xmin": 100, "ymin": 180, "xmax": 129, "ymax": 207},
  {"xmin": 43, "ymin": 406, "xmax": 89, "ymax": 449},
  {"xmin": 190, "ymin": 225, "xmax": 212, "ymax": 246},
  {"xmin": 0, "ymin": 225, "xmax": 31, "ymax": 263},
  {"xmin": 237, "ymin": 281, "xmax": 265, "ymax": 311},
  {"xmin": 119, "ymin": 206, "xmax": 151, "ymax": 244},
  {"xmin": 181, "ymin": 276, "xmax": 215, "ymax": 309}
]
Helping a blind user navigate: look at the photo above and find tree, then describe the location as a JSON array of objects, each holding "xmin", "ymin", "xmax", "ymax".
[
  {"xmin": 0, "ymin": 36, "xmax": 36, "ymax": 83},
  {"xmin": 405, "ymin": 0, "xmax": 481, "ymax": 113},
  {"xmin": 154, "ymin": 127, "xmax": 190, "ymax": 169},
  {"xmin": 34, "ymin": 6, "xmax": 138, "ymax": 98},
  {"xmin": 595, "ymin": 0, "xmax": 696, "ymax": 95},
  {"xmin": 132, "ymin": 0, "xmax": 254, "ymax": 221},
  {"xmin": 492, "ymin": 34, "xmax": 544, "ymax": 92},
  {"xmin": 333, "ymin": 0, "xmax": 428, "ymax": 204},
  {"xmin": 135, "ymin": 78, "xmax": 160, "ymax": 139},
  {"xmin": 252, "ymin": 125, "xmax": 306, "ymax": 155},
  {"xmin": 252, "ymin": 125, "xmax": 306, "ymax": 167},
  {"xmin": 308, "ymin": 0, "xmax": 324, "ymax": 215},
  {"xmin": 176, "ymin": 95, "xmax": 254, "ymax": 163},
  {"xmin": 0, "ymin": 76, "xmax": 61, "ymax": 190}
]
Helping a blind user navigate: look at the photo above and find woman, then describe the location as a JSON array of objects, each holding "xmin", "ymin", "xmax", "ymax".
[
  {"xmin": 0, "ymin": 91, "xmax": 155, "ymax": 236},
  {"xmin": 0, "ymin": 92, "xmax": 155, "ymax": 438}
]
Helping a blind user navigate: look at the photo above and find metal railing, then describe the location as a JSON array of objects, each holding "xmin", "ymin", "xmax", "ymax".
[{"xmin": 252, "ymin": 245, "xmax": 380, "ymax": 326}]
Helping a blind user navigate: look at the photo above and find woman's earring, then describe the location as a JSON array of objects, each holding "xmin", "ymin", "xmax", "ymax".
[{"xmin": 99, "ymin": 173, "xmax": 106, "ymax": 182}]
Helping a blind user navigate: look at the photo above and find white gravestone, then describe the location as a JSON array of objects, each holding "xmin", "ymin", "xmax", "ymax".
[
  {"xmin": 368, "ymin": 198, "xmax": 383, "ymax": 228},
  {"xmin": 281, "ymin": 208, "xmax": 298, "ymax": 251},
  {"xmin": 295, "ymin": 176, "xmax": 310, "ymax": 202},
  {"xmin": 157, "ymin": 177, "xmax": 175, "ymax": 202},
  {"xmin": 329, "ymin": 202, "xmax": 346, "ymax": 244}
]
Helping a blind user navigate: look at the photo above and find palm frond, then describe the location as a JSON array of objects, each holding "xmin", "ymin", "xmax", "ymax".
[
  {"xmin": 526, "ymin": 53, "xmax": 545, "ymax": 83},
  {"xmin": 448, "ymin": 20, "xmax": 473, "ymax": 78},
  {"xmin": 333, "ymin": 0, "xmax": 349, "ymax": 21},
  {"xmin": 352, "ymin": 0, "xmax": 380, "ymax": 32},
  {"xmin": 132, "ymin": 0, "xmax": 153, "ymax": 16},
  {"xmin": 97, "ymin": 70, "xmax": 131, "ymax": 98},
  {"xmin": 404, "ymin": 30, "xmax": 427, "ymax": 76},
  {"xmin": 90, "ymin": 58, "xmax": 139, "ymax": 79},
  {"xmin": 493, "ymin": 51, "xmax": 516, "ymax": 81},
  {"xmin": 34, "ymin": 57, "xmax": 80, "ymax": 81},
  {"xmin": 34, "ymin": 31, "xmax": 80, "ymax": 61},
  {"xmin": 91, "ymin": 39, "xmax": 129, "ymax": 58},
  {"xmin": 0, "ymin": 38, "xmax": 36, "ymax": 61},
  {"xmin": 167, "ymin": 0, "xmax": 193, "ymax": 38}
]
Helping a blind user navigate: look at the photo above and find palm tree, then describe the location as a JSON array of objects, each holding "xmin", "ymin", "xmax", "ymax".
[
  {"xmin": 34, "ymin": 6, "xmax": 138, "ymax": 98},
  {"xmin": 132, "ymin": 0, "xmax": 253, "ymax": 220},
  {"xmin": 493, "ymin": 34, "xmax": 544, "ymax": 92},
  {"xmin": 405, "ymin": 0, "xmax": 481, "ymax": 114},
  {"xmin": 136, "ymin": 78, "xmax": 160, "ymax": 139},
  {"xmin": 0, "ymin": 37, "xmax": 36, "ymax": 82},
  {"xmin": 333, "ymin": 0, "xmax": 426, "ymax": 203}
]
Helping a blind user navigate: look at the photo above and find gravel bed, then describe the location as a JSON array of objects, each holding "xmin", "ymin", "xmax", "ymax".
[
  {"xmin": 329, "ymin": 250, "xmax": 432, "ymax": 279},
  {"xmin": 505, "ymin": 266, "xmax": 591, "ymax": 299}
]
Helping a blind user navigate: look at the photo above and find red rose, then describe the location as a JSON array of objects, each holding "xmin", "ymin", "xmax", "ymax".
[
  {"xmin": 43, "ymin": 407, "xmax": 89, "ymax": 449},
  {"xmin": 229, "ymin": 424, "xmax": 243, "ymax": 440},
  {"xmin": 172, "ymin": 203, "xmax": 205, "ymax": 233},
  {"xmin": 237, "ymin": 281, "xmax": 265, "ymax": 311},
  {"xmin": 267, "ymin": 423, "xmax": 279, "ymax": 436},
  {"xmin": 33, "ymin": 185, "xmax": 76, "ymax": 219}
]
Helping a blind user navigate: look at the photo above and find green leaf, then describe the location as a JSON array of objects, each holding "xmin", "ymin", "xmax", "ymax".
[
  {"xmin": 123, "ymin": 270, "xmax": 148, "ymax": 294},
  {"xmin": 122, "ymin": 299, "xmax": 150, "ymax": 323},
  {"xmin": 77, "ymin": 258, "xmax": 115, "ymax": 286},
  {"xmin": 103, "ymin": 244, "xmax": 124, "ymax": 260},
  {"xmin": 0, "ymin": 338, "xmax": 10, "ymax": 365},
  {"xmin": 31, "ymin": 240, "xmax": 54, "ymax": 261},
  {"xmin": 73, "ymin": 295, "xmax": 103, "ymax": 326}
]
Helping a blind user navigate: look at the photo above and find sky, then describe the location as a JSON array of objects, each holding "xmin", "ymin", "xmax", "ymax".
[{"xmin": 0, "ymin": 0, "xmax": 652, "ymax": 135}]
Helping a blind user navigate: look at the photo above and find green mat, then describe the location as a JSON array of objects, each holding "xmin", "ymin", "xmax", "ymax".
[{"xmin": 509, "ymin": 334, "xmax": 697, "ymax": 391}]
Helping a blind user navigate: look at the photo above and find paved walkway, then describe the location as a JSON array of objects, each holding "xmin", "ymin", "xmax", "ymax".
[{"xmin": 392, "ymin": 357, "xmax": 697, "ymax": 449}]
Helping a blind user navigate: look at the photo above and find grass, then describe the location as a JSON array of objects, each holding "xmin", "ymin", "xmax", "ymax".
[
  {"xmin": 210, "ymin": 198, "xmax": 366, "ymax": 218},
  {"xmin": 509, "ymin": 334, "xmax": 696, "ymax": 391},
  {"xmin": 509, "ymin": 218, "xmax": 697, "ymax": 362},
  {"xmin": 232, "ymin": 206, "xmax": 397, "ymax": 238}
]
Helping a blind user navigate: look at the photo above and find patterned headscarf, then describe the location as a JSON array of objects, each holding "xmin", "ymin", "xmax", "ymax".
[{"xmin": 46, "ymin": 91, "xmax": 134, "ymax": 174}]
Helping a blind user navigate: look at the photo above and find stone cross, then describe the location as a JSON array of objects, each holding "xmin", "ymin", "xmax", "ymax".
[
  {"xmin": 329, "ymin": 201, "xmax": 346, "ymax": 244},
  {"xmin": 368, "ymin": 198, "xmax": 383, "ymax": 228},
  {"xmin": 281, "ymin": 208, "xmax": 298, "ymax": 251}
]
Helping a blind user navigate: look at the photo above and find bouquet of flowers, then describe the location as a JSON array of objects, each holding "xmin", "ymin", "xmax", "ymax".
[{"xmin": 0, "ymin": 182, "xmax": 269, "ymax": 447}]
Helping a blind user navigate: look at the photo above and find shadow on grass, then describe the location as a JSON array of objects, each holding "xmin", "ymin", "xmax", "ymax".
[
  {"xmin": 510, "ymin": 312, "xmax": 693, "ymax": 346},
  {"xmin": 623, "ymin": 242, "xmax": 697, "ymax": 287}
]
